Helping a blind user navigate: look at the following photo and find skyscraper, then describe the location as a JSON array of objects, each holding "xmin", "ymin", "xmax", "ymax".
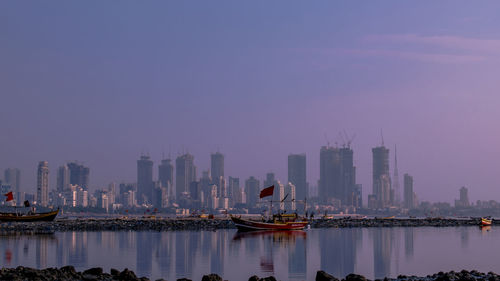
[
  {"xmin": 175, "ymin": 153, "xmax": 197, "ymax": 200},
  {"xmin": 245, "ymin": 176, "xmax": 260, "ymax": 208},
  {"xmin": 288, "ymin": 154, "xmax": 306, "ymax": 201},
  {"xmin": 37, "ymin": 161, "xmax": 49, "ymax": 207},
  {"xmin": 56, "ymin": 164, "xmax": 70, "ymax": 192},
  {"xmin": 158, "ymin": 159, "xmax": 174, "ymax": 188},
  {"xmin": 137, "ymin": 155, "xmax": 154, "ymax": 204},
  {"xmin": 210, "ymin": 152, "xmax": 224, "ymax": 185},
  {"xmin": 4, "ymin": 168, "xmax": 21, "ymax": 195},
  {"xmin": 393, "ymin": 145, "xmax": 401, "ymax": 205},
  {"xmin": 372, "ymin": 146, "xmax": 391, "ymax": 208},
  {"xmin": 67, "ymin": 162, "xmax": 90, "ymax": 190},
  {"xmin": 319, "ymin": 146, "xmax": 340, "ymax": 204},
  {"xmin": 403, "ymin": 173, "xmax": 414, "ymax": 209},
  {"xmin": 339, "ymin": 147, "xmax": 357, "ymax": 206}
]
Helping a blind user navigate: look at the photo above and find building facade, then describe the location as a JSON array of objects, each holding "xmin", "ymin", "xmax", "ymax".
[
  {"xmin": 288, "ymin": 154, "xmax": 306, "ymax": 202},
  {"xmin": 175, "ymin": 153, "xmax": 197, "ymax": 201},
  {"xmin": 137, "ymin": 155, "xmax": 154, "ymax": 204},
  {"xmin": 37, "ymin": 161, "xmax": 49, "ymax": 207}
]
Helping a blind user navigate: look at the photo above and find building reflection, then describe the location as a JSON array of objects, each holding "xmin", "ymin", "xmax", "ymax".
[
  {"xmin": 404, "ymin": 228, "xmax": 414, "ymax": 260},
  {"xmin": 460, "ymin": 227, "xmax": 469, "ymax": 249},
  {"xmin": 320, "ymin": 228, "xmax": 362, "ymax": 278},
  {"xmin": 137, "ymin": 232, "xmax": 153, "ymax": 277},
  {"xmin": 373, "ymin": 228, "xmax": 392, "ymax": 279}
]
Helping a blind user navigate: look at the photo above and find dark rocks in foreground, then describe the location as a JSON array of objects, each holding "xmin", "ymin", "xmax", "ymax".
[
  {"xmin": 1, "ymin": 267, "xmax": 500, "ymax": 281},
  {"xmin": 0, "ymin": 217, "xmax": 489, "ymax": 233}
]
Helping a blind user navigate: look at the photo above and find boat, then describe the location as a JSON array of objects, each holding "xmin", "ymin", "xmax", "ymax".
[
  {"xmin": 0, "ymin": 209, "xmax": 59, "ymax": 222},
  {"xmin": 231, "ymin": 213, "xmax": 308, "ymax": 231},
  {"xmin": 481, "ymin": 217, "xmax": 492, "ymax": 226}
]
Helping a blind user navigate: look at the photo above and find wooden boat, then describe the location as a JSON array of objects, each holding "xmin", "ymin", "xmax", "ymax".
[
  {"xmin": 0, "ymin": 209, "xmax": 59, "ymax": 222},
  {"xmin": 231, "ymin": 213, "xmax": 308, "ymax": 231},
  {"xmin": 481, "ymin": 217, "xmax": 492, "ymax": 226}
]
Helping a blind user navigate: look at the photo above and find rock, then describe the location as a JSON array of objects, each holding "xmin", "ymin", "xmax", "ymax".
[
  {"xmin": 346, "ymin": 273, "xmax": 368, "ymax": 281},
  {"xmin": 260, "ymin": 277, "xmax": 277, "ymax": 281},
  {"xmin": 111, "ymin": 268, "xmax": 120, "ymax": 276},
  {"xmin": 177, "ymin": 279, "xmax": 192, "ymax": 281},
  {"xmin": 316, "ymin": 270, "xmax": 339, "ymax": 281},
  {"xmin": 119, "ymin": 268, "xmax": 139, "ymax": 281},
  {"xmin": 202, "ymin": 273, "xmax": 223, "ymax": 281},
  {"xmin": 249, "ymin": 276, "xmax": 260, "ymax": 281},
  {"xmin": 83, "ymin": 267, "xmax": 103, "ymax": 276},
  {"xmin": 82, "ymin": 274, "xmax": 99, "ymax": 281}
]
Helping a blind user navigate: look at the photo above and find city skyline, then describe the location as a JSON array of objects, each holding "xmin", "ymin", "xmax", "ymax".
[{"xmin": 3, "ymin": 1, "xmax": 500, "ymax": 203}]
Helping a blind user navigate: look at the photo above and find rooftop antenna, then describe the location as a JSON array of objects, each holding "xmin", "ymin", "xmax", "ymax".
[{"xmin": 380, "ymin": 129, "xmax": 385, "ymax": 146}]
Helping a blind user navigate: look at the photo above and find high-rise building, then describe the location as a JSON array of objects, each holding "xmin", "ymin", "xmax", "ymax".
[
  {"xmin": 56, "ymin": 164, "xmax": 70, "ymax": 192},
  {"xmin": 36, "ymin": 161, "xmax": 49, "ymax": 207},
  {"xmin": 211, "ymin": 152, "xmax": 224, "ymax": 185},
  {"xmin": 455, "ymin": 186, "xmax": 470, "ymax": 207},
  {"xmin": 200, "ymin": 171, "xmax": 212, "ymax": 208},
  {"xmin": 288, "ymin": 154, "xmax": 306, "ymax": 202},
  {"xmin": 67, "ymin": 162, "xmax": 90, "ymax": 190},
  {"xmin": 285, "ymin": 182, "xmax": 296, "ymax": 211},
  {"xmin": 264, "ymin": 172, "xmax": 275, "ymax": 188},
  {"xmin": 403, "ymin": 174, "xmax": 414, "ymax": 209},
  {"xmin": 393, "ymin": 145, "xmax": 401, "ymax": 205},
  {"xmin": 158, "ymin": 159, "xmax": 174, "ymax": 189},
  {"xmin": 175, "ymin": 153, "xmax": 197, "ymax": 201},
  {"xmin": 372, "ymin": 146, "xmax": 391, "ymax": 208},
  {"xmin": 245, "ymin": 176, "xmax": 260, "ymax": 208},
  {"xmin": 339, "ymin": 147, "xmax": 358, "ymax": 207},
  {"xmin": 228, "ymin": 177, "xmax": 241, "ymax": 204},
  {"xmin": 137, "ymin": 155, "xmax": 154, "ymax": 204},
  {"xmin": 4, "ymin": 168, "xmax": 21, "ymax": 195},
  {"xmin": 319, "ymin": 146, "xmax": 341, "ymax": 204}
]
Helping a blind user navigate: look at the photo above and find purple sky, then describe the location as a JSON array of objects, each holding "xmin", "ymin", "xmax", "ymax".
[{"xmin": 2, "ymin": 1, "xmax": 500, "ymax": 204}]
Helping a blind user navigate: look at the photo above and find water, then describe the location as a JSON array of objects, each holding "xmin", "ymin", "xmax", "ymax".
[{"xmin": 0, "ymin": 226, "xmax": 498, "ymax": 280}]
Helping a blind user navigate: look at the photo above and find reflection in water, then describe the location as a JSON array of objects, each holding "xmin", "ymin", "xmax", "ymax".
[
  {"xmin": 320, "ymin": 228, "xmax": 362, "ymax": 278},
  {"xmin": 373, "ymin": 228, "xmax": 392, "ymax": 279},
  {"xmin": 0, "ymin": 227, "xmax": 498, "ymax": 280},
  {"xmin": 404, "ymin": 228, "xmax": 414, "ymax": 260},
  {"xmin": 232, "ymin": 230, "xmax": 307, "ymax": 279},
  {"xmin": 460, "ymin": 227, "xmax": 469, "ymax": 249}
]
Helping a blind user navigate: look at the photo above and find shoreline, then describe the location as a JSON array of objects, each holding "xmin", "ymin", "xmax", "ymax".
[
  {"xmin": 0, "ymin": 217, "xmax": 488, "ymax": 232},
  {"xmin": 0, "ymin": 267, "xmax": 497, "ymax": 281}
]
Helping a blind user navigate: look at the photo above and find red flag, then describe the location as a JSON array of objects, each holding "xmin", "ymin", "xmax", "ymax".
[
  {"xmin": 259, "ymin": 185, "xmax": 274, "ymax": 198},
  {"xmin": 4, "ymin": 192, "xmax": 13, "ymax": 202}
]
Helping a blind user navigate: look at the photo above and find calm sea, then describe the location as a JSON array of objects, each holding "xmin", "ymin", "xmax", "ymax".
[{"xmin": 0, "ymin": 226, "xmax": 497, "ymax": 280}]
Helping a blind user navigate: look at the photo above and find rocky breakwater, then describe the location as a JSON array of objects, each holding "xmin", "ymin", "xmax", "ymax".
[
  {"xmin": 310, "ymin": 217, "xmax": 483, "ymax": 228},
  {"xmin": 1, "ymin": 267, "xmax": 500, "ymax": 281},
  {"xmin": 0, "ymin": 217, "xmax": 489, "ymax": 233}
]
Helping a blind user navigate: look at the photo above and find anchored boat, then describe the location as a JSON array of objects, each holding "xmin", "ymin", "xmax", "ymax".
[
  {"xmin": 0, "ymin": 209, "xmax": 59, "ymax": 222},
  {"xmin": 231, "ymin": 213, "xmax": 308, "ymax": 231},
  {"xmin": 231, "ymin": 185, "xmax": 308, "ymax": 231},
  {"xmin": 481, "ymin": 217, "xmax": 492, "ymax": 226}
]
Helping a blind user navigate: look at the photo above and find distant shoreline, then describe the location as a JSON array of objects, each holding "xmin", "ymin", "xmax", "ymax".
[{"xmin": 0, "ymin": 217, "xmax": 489, "ymax": 233}]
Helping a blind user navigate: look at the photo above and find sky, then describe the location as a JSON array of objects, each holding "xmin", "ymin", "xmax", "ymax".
[{"xmin": 2, "ymin": 1, "xmax": 500, "ymax": 204}]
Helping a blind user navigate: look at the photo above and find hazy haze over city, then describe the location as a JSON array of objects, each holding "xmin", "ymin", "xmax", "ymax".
[{"xmin": 2, "ymin": 1, "xmax": 500, "ymax": 204}]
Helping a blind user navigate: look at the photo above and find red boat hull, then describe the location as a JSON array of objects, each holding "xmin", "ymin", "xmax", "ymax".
[{"xmin": 231, "ymin": 216, "xmax": 308, "ymax": 231}]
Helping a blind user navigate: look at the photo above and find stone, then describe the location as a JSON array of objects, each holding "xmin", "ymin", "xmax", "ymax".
[
  {"xmin": 119, "ymin": 268, "xmax": 139, "ymax": 281},
  {"xmin": 202, "ymin": 273, "xmax": 223, "ymax": 281},
  {"xmin": 249, "ymin": 276, "xmax": 260, "ymax": 281},
  {"xmin": 83, "ymin": 267, "xmax": 103, "ymax": 276},
  {"xmin": 260, "ymin": 277, "xmax": 277, "ymax": 281},
  {"xmin": 316, "ymin": 270, "xmax": 339, "ymax": 281},
  {"xmin": 346, "ymin": 273, "xmax": 368, "ymax": 281},
  {"xmin": 177, "ymin": 279, "xmax": 192, "ymax": 281},
  {"xmin": 111, "ymin": 268, "xmax": 120, "ymax": 276}
]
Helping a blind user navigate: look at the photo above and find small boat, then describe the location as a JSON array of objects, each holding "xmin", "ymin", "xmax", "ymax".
[
  {"xmin": 231, "ymin": 213, "xmax": 308, "ymax": 231},
  {"xmin": 481, "ymin": 217, "xmax": 492, "ymax": 226},
  {"xmin": 0, "ymin": 209, "xmax": 59, "ymax": 222}
]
